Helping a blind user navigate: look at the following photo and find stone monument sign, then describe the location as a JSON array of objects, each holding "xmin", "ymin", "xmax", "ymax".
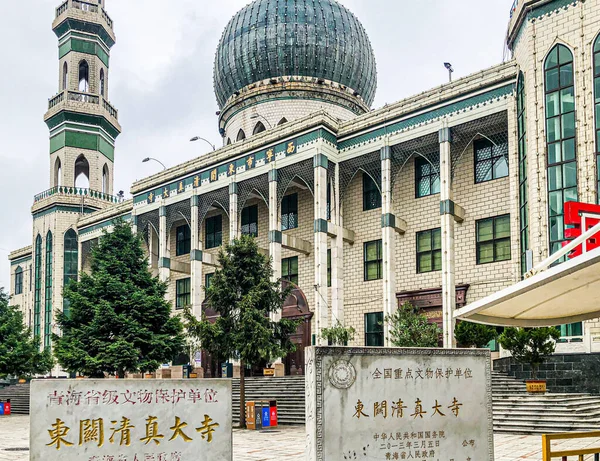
[
  {"xmin": 305, "ymin": 347, "xmax": 493, "ymax": 461},
  {"xmin": 30, "ymin": 379, "xmax": 232, "ymax": 461}
]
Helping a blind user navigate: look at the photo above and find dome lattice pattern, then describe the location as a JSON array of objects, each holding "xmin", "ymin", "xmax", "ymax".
[{"xmin": 214, "ymin": 0, "xmax": 377, "ymax": 108}]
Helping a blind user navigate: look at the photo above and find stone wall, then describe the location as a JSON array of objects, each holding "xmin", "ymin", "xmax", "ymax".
[{"xmin": 494, "ymin": 353, "xmax": 600, "ymax": 394}]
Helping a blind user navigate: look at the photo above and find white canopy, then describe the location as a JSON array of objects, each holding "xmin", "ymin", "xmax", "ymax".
[{"xmin": 454, "ymin": 245, "xmax": 600, "ymax": 327}]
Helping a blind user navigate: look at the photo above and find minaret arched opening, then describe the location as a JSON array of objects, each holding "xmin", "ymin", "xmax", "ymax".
[
  {"xmin": 236, "ymin": 129, "xmax": 246, "ymax": 142},
  {"xmin": 54, "ymin": 157, "xmax": 62, "ymax": 187},
  {"xmin": 62, "ymin": 62, "xmax": 68, "ymax": 91},
  {"xmin": 100, "ymin": 69, "xmax": 105, "ymax": 97},
  {"xmin": 78, "ymin": 60, "xmax": 89, "ymax": 92},
  {"xmin": 278, "ymin": 117, "xmax": 288, "ymax": 126},
  {"xmin": 102, "ymin": 164, "xmax": 109, "ymax": 193},
  {"xmin": 74, "ymin": 154, "xmax": 90, "ymax": 189}
]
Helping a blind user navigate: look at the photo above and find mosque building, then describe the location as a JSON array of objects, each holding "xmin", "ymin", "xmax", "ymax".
[{"xmin": 8, "ymin": 0, "xmax": 600, "ymax": 376}]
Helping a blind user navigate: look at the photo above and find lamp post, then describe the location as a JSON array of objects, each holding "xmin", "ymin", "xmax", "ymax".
[
  {"xmin": 142, "ymin": 157, "xmax": 167, "ymax": 171},
  {"xmin": 444, "ymin": 62, "xmax": 454, "ymax": 83},
  {"xmin": 190, "ymin": 136, "xmax": 216, "ymax": 151},
  {"xmin": 250, "ymin": 113, "xmax": 273, "ymax": 129}
]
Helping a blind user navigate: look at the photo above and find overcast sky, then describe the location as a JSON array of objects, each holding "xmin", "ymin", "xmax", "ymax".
[{"xmin": 0, "ymin": 0, "xmax": 514, "ymax": 290}]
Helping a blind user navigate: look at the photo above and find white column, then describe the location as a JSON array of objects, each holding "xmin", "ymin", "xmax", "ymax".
[
  {"xmin": 331, "ymin": 163, "xmax": 344, "ymax": 325},
  {"xmin": 190, "ymin": 195, "xmax": 203, "ymax": 318},
  {"xmin": 440, "ymin": 126, "xmax": 456, "ymax": 349},
  {"xmin": 381, "ymin": 145, "xmax": 396, "ymax": 347},
  {"xmin": 268, "ymin": 167, "xmax": 282, "ymax": 318},
  {"xmin": 158, "ymin": 206, "xmax": 170, "ymax": 282},
  {"xmin": 314, "ymin": 153, "xmax": 329, "ymax": 345},
  {"xmin": 229, "ymin": 182, "xmax": 239, "ymax": 241}
]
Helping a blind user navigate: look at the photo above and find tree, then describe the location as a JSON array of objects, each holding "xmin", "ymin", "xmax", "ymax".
[
  {"xmin": 455, "ymin": 321, "xmax": 498, "ymax": 348},
  {"xmin": 53, "ymin": 220, "xmax": 185, "ymax": 378},
  {"xmin": 0, "ymin": 289, "xmax": 54, "ymax": 378},
  {"xmin": 498, "ymin": 327, "xmax": 561, "ymax": 379},
  {"xmin": 184, "ymin": 235, "xmax": 298, "ymax": 428},
  {"xmin": 385, "ymin": 302, "xmax": 441, "ymax": 348},
  {"xmin": 321, "ymin": 321, "xmax": 356, "ymax": 346}
]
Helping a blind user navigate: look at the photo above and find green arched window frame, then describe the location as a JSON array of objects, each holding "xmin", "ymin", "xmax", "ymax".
[
  {"xmin": 14, "ymin": 266, "xmax": 23, "ymax": 295},
  {"xmin": 63, "ymin": 229, "xmax": 78, "ymax": 316},
  {"xmin": 594, "ymin": 35, "xmax": 600, "ymax": 201},
  {"xmin": 544, "ymin": 44, "xmax": 577, "ymax": 259},
  {"xmin": 44, "ymin": 231, "xmax": 53, "ymax": 350},
  {"xmin": 33, "ymin": 235, "xmax": 42, "ymax": 338},
  {"xmin": 517, "ymin": 71, "xmax": 529, "ymax": 275}
]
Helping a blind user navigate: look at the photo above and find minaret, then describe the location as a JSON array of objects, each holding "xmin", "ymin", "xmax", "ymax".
[{"xmin": 31, "ymin": 0, "xmax": 121, "ymax": 353}]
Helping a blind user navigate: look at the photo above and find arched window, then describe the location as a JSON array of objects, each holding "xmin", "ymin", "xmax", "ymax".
[
  {"xmin": 33, "ymin": 235, "xmax": 42, "ymax": 338},
  {"xmin": 54, "ymin": 157, "xmax": 62, "ymax": 187},
  {"xmin": 100, "ymin": 68, "xmax": 105, "ymax": 97},
  {"xmin": 78, "ymin": 60, "xmax": 89, "ymax": 92},
  {"xmin": 102, "ymin": 164, "xmax": 109, "ymax": 193},
  {"xmin": 594, "ymin": 35, "xmax": 600, "ymax": 201},
  {"xmin": 236, "ymin": 129, "xmax": 246, "ymax": 142},
  {"xmin": 14, "ymin": 266, "xmax": 23, "ymax": 295},
  {"xmin": 62, "ymin": 62, "xmax": 68, "ymax": 91},
  {"xmin": 226, "ymin": 138, "xmax": 232, "ymax": 145},
  {"xmin": 278, "ymin": 117, "xmax": 288, "ymax": 126},
  {"xmin": 253, "ymin": 122, "xmax": 266, "ymax": 135},
  {"xmin": 63, "ymin": 229, "xmax": 78, "ymax": 316},
  {"xmin": 75, "ymin": 154, "xmax": 90, "ymax": 189},
  {"xmin": 545, "ymin": 44, "xmax": 576, "ymax": 259},
  {"xmin": 44, "ymin": 231, "xmax": 53, "ymax": 350},
  {"xmin": 517, "ymin": 71, "xmax": 529, "ymax": 275}
]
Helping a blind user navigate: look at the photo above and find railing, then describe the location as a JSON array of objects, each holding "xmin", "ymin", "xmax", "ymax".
[
  {"xmin": 103, "ymin": 99, "xmax": 118, "ymax": 119},
  {"xmin": 68, "ymin": 91, "xmax": 99, "ymax": 105},
  {"xmin": 542, "ymin": 431, "xmax": 600, "ymax": 461},
  {"xmin": 48, "ymin": 92, "xmax": 65, "ymax": 109},
  {"xmin": 101, "ymin": 8, "xmax": 113, "ymax": 28},
  {"xmin": 34, "ymin": 186, "xmax": 122, "ymax": 204},
  {"xmin": 56, "ymin": 0, "xmax": 68, "ymax": 17},
  {"xmin": 72, "ymin": 0, "xmax": 98, "ymax": 13}
]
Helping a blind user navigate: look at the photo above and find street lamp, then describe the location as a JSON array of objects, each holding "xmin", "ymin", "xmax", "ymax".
[
  {"xmin": 250, "ymin": 113, "xmax": 273, "ymax": 129},
  {"xmin": 142, "ymin": 157, "xmax": 167, "ymax": 171},
  {"xmin": 190, "ymin": 136, "xmax": 216, "ymax": 151},
  {"xmin": 444, "ymin": 62, "xmax": 454, "ymax": 83}
]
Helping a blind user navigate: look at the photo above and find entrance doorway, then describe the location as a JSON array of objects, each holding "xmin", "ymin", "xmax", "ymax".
[{"xmin": 282, "ymin": 283, "xmax": 312, "ymax": 376}]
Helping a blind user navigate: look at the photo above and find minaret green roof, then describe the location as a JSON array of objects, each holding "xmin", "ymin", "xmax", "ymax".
[{"xmin": 213, "ymin": 0, "xmax": 378, "ymax": 109}]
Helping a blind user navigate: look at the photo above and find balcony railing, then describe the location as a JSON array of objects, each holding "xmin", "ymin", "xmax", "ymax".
[
  {"xmin": 101, "ymin": 8, "xmax": 113, "ymax": 28},
  {"xmin": 56, "ymin": 1, "xmax": 68, "ymax": 17},
  {"xmin": 72, "ymin": 0, "xmax": 98, "ymax": 13},
  {"xmin": 34, "ymin": 186, "xmax": 122, "ymax": 204},
  {"xmin": 47, "ymin": 91, "xmax": 118, "ymax": 120},
  {"xmin": 102, "ymin": 99, "xmax": 118, "ymax": 118},
  {"xmin": 68, "ymin": 90, "xmax": 99, "ymax": 104},
  {"xmin": 48, "ymin": 92, "xmax": 64, "ymax": 109}
]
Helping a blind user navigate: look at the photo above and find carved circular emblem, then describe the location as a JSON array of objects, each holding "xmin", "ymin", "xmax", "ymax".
[{"xmin": 328, "ymin": 360, "xmax": 356, "ymax": 389}]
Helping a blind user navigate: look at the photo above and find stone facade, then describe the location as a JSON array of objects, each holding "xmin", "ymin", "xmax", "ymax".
[{"xmin": 9, "ymin": 0, "xmax": 600, "ymax": 376}]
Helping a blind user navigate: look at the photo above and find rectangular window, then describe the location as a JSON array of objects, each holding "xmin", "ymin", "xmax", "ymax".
[
  {"xmin": 281, "ymin": 194, "xmax": 298, "ymax": 230},
  {"xmin": 363, "ymin": 173, "xmax": 382, "ymax": 211},
  {"xmin": 474, "ymin": 137, "xmax": 509, "ymax": 183},
  {"xmin": 364, "ymin": 240, "xmax": 383, "ymax": 281},
  {"xmin": 327, "ymin": 249, "xmax": 331, "ymax": 288},
  {"xmin": 282, "ymin": 256, "xmax": 299, "ymax": 285},
  {"xmin": 415, "ymin": 156, "xmax": 440, "ymax": 198},
  {"xmin": 205, "ymin": 273, "xmax": 214, "ymax": 289},
  {"xmin": 176, "ymin": 225, "xmax": 191, "ymax": 256},
  {"xmin": 205, "ymin": 215, "xmax": 223, "ymax": 249},
  {"xmin": 560, "ymin": 322, "xmax": 583, "ymax": 338},
  {"xmin": 476, "ymin": 215, "xmax": 511, "ymax": 264},
  {"xmin": 241, "ymin": 205, "xmax": 258, "ymax": 237},
  {"xmin": 175, "ymin": 278, "xmax": 191, "ymax": 309},
  {"xmin": 365, "ymin": 312, "xmax": 384, "ymax": 347},
  {"xmin": 417, "ymin": 228, "xmax": 442, "ymax": 273}
]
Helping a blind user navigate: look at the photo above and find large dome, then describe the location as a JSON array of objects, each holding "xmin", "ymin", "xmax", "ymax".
[{"xmin": 213, "ymin": 0, "xmax": 377, "ymax": 109}]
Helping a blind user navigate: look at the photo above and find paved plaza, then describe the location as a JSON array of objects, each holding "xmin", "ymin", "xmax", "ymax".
[{"xmin": 2, "ymin": 415, "xmax": 600, "ymax": 460}]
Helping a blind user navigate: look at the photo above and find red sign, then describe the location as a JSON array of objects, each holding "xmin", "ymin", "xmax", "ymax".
[
  {"xmin": 3, "ymin": 400, "xmax": 10, "ymax": 415},
  {"xmin": 563, "ymin": 202, "xmax": 600, "ymax": 258}
]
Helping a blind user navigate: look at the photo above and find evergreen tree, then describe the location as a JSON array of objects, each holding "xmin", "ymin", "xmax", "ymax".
[
  {"xmin": 184, "ymin": 235, "xmax": 298, "ymax": 428},
  {"xmin": 498, "ymin": 327, "xmax": 560, "ymax": 379},
  {"xmin": 0, "ymin": 289, "xmax": 53, "ymax": 378},
  {"xmin": 53, "ymin": 220, "xmax": 185, "ymax": 378},
  {"xmin": 386, "ymin": 302, "xmax": 441, "ymax": 347}
]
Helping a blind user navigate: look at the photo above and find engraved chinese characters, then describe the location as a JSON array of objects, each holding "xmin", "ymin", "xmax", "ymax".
[
  {"xmin": 306, "ymin": 347, "xmax": 494, "ymax": 461},
  {"xmin": 31, "ymin": 379, "xmax": 232, "ymax": 461}
]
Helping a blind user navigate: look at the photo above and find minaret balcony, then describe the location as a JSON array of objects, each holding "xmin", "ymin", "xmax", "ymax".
[
  {"xmin": 45, "ymin": 90, "xmax": 121, "ymax": 132},
  {"xmin": 54, "ymin": 0, "xmax": 115, "ymax": 43},
  {"xmin": 32, "ymin": 186, "xmax": 123, "ymax": 214}
]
